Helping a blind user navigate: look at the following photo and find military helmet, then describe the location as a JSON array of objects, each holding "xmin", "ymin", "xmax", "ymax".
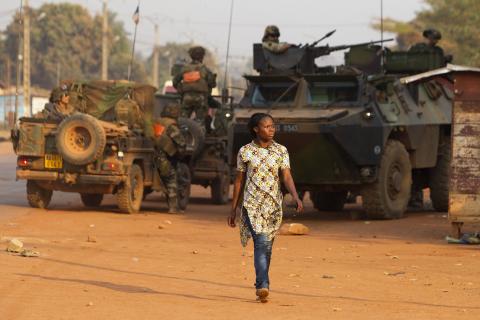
[
  {"xmin": 161, "ymin": 103, "xmax": 181, "ymax": 119},
  {"xmin": 264, "ymin": 25, "xmax": 280, "ymax": 38},
  {"xmin": 49, "ymin": 84, "xmax": 69, "ymax": 103},
  {"xmin": 188, "ymin": 46, "xmax": 206, "ymax": 61},
  {"xmin": 423, "ymin": 28, "xmax": 442, "ymax": 41}
]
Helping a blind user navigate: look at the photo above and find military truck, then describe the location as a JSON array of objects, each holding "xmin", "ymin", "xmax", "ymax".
[
  {"xmin": 155, "ymin": 92, "xmax": 234, "ymax": 204},
  {"xmin": 12, "ymin": 80, "xmax": 192, "ymax": 213},
  {"xmin": 229, "ymin": 36, "xmax": 453, "ymax": 219}
]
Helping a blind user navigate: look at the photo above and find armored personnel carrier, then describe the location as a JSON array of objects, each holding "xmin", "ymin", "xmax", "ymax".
[
  {"xmin": 229, "ymin": 34, "xmax": 453, "ymax": 219},
  {"xmin": 12, "ymin": 80, "xmax": 192, "ymax": 213}
]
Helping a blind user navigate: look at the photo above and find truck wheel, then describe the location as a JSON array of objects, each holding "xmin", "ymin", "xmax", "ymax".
[
  {"xmin": 56, "ymin": 114, "xmax": 106, "ymax": 165},
  {"xmin": 211, "ymin": 163, "xmax": 230, "ymax": 205},
  {"xmin": 178, "ymin": 118, "xmax": 205, "ymax": 158},
  {"xmin": 117, "ymin": 164, "xmax": 144, "ymax": 214},
  {"xmin": 27, "ymin": 180, "xmax": 52, "ymax": 209},
  {"xmin": 80, "ymin": 193, "xmax": 104, "ymax": 207},
  {"xmin": 362, "ymin": 140, "xmax": 412, "ymax": 219},
  {"xmin": 429, "ymin": 138, "xmax": 451, "ymax": 212},
  {"xmin": 310, "ymin": 191, "xmax": 347, "ymax": 211},
  {"xmin": 177, "ymin": 163, "xmax": 191, "ymax": 210}
]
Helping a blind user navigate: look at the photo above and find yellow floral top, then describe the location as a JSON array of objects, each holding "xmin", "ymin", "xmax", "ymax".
[{"xmin": 237, "ymin": 141, "xmax": 290, "ymax": 246}]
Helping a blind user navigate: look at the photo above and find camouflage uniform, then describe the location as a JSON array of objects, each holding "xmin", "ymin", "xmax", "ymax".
[
  {"xmin": 409, "ymin": 29, "xmax": 451, "ymax": 62},
  {"xmin": 172, "ymin": 46, "xmax": 216, "ymax": 126},
  {"xmin": 36, "ymin": 86, "xmax": 75, "ymax": 121},
  {"xmin": 262, "ymin": 25, "xmax": 291, "ymax": 54},
  {"xmin": 152, "ymin": 104, "xmax": 186, "ymax": 213}
]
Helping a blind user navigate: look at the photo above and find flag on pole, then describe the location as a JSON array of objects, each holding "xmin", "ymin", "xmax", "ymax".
[{"xmin": 132, "ymin": 5, "xmax": 140, "ymax": 25}]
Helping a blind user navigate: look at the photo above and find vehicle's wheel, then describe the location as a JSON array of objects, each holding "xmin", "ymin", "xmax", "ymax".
[
  {"xmin": 26, "ymin": 180, "xmax": 52, "ymax": 209},
  {"xmin": 211, "ymin": 163, "xmax": 230, "ymax": 205},
  {"xmin": 429, "ymin": 137, "xmax": 451, "ymax": 212},
  {"xmin": 310, "ymin": 191, "xmax": 347, "ymax": 211},
  {"xmin": 177, "ymin": 162, "xmax": 191, "ymax": 210},
  {"xmin": 178, "ymin": 118, "xmax": 205, "ymax": 158},
  {"xmin": 56, "ymin": 113, "xmax": 106, "ymax": 165},
  {"xmin": 117, "ymin": 164, "xmax": 144, "ymax": 214},
  {"xmin": 361, "ymin": 140, "xmax": 412, "ymax": 219},
  {"xmin": 80, "ymin": 193, "xmax": 104, "ymax": 207}
]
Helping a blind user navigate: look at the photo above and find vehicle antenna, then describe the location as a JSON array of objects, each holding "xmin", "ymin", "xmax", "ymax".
[{"xmin": 222, "ymin": 0, "xmax": 234, "ymax": 103}]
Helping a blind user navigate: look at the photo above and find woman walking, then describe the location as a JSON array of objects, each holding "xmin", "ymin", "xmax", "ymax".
[{"xmin": 228, "ymin": 113, "xmax": 303, "ymax": 303}]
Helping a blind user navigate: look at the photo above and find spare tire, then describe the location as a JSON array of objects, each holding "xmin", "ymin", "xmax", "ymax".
[
  {"xmin": 178, "ymin": 118, "xmax": 205, "ymax": 158},
  {"xmin": 56, "ymin": 113, "xmax": 106, "ymax": 165}
]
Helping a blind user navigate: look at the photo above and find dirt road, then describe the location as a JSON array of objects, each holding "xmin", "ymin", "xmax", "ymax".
[{"xmin": 1, "ymin": 141, "xmax": 479, "ymax": 320}]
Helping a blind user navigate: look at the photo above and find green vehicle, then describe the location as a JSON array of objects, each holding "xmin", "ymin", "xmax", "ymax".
[
  {"xmin": 229, "ymin": 36, "xmax": 453, "ymax": 219},
  {"xmin": 12, "ymin": 80, "xmax": 192, "ymax": 213},
  {"xmin": 155, "ymin": 92, "xmax": 234, "ymax": 204}
]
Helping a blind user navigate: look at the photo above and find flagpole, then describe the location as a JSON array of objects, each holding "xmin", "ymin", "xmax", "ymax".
[
  {"xmin": 128, "ymin": 4, "xmax": 140, "ymax": 81},
  {"xmin": 127, "ymin": 23, "xmax": 138, "ymax": 81}
]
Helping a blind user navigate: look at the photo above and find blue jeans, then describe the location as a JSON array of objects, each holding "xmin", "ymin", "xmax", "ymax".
[{"xmin": 244, "ymin": 210, "xmax": 274, "ymax": 289}]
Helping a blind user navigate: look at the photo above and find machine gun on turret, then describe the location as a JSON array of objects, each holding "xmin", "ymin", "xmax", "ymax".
[{"xmin": 253, "ymin": 36, "xmax": 394, "ymax": 75}]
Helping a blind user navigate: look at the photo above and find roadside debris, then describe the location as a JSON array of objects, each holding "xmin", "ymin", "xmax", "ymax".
[
  {"xmin": 446, "ymin": 233, "xmax": 480, "ymax": 245},
  {"xmin": 5, "ymin": 239, "xmax": 39, "ymax": 257},
  {"xmin": 279, "ymin": 223, "xmax": 309, "ymax": 235},
  {"xmin": 6, "ymin": 238, "xmax": 23, "ymax": 253}
]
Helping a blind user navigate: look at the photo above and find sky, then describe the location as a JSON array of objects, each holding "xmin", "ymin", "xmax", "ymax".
[{"xmin": 0, "ymin": 0, "xmax": 427, "ymax": 63}]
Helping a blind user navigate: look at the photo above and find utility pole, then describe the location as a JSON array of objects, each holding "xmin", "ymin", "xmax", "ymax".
[
  {"xmin": 14, "ymin": 1, "xmax": 24, "ymax": 123},
  {"xmin": 152, "ymin": 23, "xmax": 159, "ymax": 88},
  {"xmin": 23, "ymin": 0, "xmax": 31, "ymax": 117},
  {"xmin": 101, "ymin": 0, "xmax": 108, "ymax": 80}
]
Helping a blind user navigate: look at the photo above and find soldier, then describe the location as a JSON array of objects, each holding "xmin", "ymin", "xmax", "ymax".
[
  {"xmin": 153, "ymin": 103, "xmax": 186, "ymax": 213},
  {"xmin": 172, "ymin": 46, "xmax": 217, "ymax": 127},
  {"xmin": 410, "ymin": 28, "xmax": 452, "ymax": 63},
  {"xmin": 36, "ymin": 85, "xmax": 75, "ymax": 121},
  {"xmin": 262, "ymin": 25, "xmax": 292, "ymax": 54}
]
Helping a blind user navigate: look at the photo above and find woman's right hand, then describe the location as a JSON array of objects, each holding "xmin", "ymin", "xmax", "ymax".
[{"xmin": 228, "ymin": 208, "xmax": 238, "ymax": 228}]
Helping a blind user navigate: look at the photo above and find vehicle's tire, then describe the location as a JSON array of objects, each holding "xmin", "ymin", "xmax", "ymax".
[
  {"xmin": 117, "ymin": 164, "xmax": 144, "ymax": 214},
  {"xmin": 361, "ymin": 140, "xmax": 412, "ymax": 219},
  {"xmin": 310, "ymin": 191, "xmax": 347, "ymax": 211},
  {"xmin": 26, "ymin": 180, "xmax": 52, "ymax": 209},
  {"xmin": 56, "ymin": 113, "xmax": 106, "ymax": 165},
  {"xmin": 80, "ymin": 193, "xmax": 104, "ymax": 207},
  {"xmin": 177, "ymin": 162, "xmax": 191, "ymax": 210},
  {"xmin": 211, "ymin": 163, "xmax": 230, "ymax": 205},
  {"xmin": 178, "ymin": 118, "xmax": 205, "ymax": 158},
  {"xmin": 429, "ymin": 137, "xmax": 451, "ymax": 212}
]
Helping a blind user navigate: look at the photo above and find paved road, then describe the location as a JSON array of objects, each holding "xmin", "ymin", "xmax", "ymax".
[{"xmin": 1, "ymin": 142, "xmax": 479, "ymax": 320}]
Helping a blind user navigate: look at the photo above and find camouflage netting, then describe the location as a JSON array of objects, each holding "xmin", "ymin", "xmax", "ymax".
[{"xmin": 64, "ymin": 80, "xmax": 157, "ymax": 134}]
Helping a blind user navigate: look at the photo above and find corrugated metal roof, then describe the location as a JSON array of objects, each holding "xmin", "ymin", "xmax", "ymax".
[{"xmin": 400, "ymin": 64, "xmax": 480, "ymax": 84}]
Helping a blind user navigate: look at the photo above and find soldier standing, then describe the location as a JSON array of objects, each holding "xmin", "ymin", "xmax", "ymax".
[
  {"xmin": 36, "ymin": 85, "xmax": 75, "ymax": 121},
  {"xmin": 153, "ymin": 103, "xmax": 187, "ymax": 213},
  {"xmin": 172, "ymin": 46, "xmax": 217, "ymax": 127},
  {"xmin": 262, "ymin": 25, "xmax": 291, "ymax": 54}
]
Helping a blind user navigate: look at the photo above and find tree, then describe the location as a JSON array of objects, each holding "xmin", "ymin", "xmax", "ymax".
[
  {"xmin": 373, "ymin": 0, "xmax": 480, "ymax": 66},
  {"xmin": 1, "ymin": 3, "xmax": 147, "ymax": 89}
]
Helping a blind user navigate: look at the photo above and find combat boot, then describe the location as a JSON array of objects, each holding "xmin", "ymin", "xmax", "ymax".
[{"xmin": 167, "ymin": 196, "xmax": 179, "ymax": 214}]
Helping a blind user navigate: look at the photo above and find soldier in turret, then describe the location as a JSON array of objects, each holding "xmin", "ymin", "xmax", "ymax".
[
  {"xmin": 153, "ymin": 103, "xmax": 186, "ymax": 213},
  {"xmin": 409, "ymin": 28, "xmax": 452, "ymax": 63},
  {"xmin": 172, "ymin": 46, "xmax": 217, "ymax": 127},
  {"xmin": 262, "ymin": 25, "xmax": 292, "ymax": 54}
]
